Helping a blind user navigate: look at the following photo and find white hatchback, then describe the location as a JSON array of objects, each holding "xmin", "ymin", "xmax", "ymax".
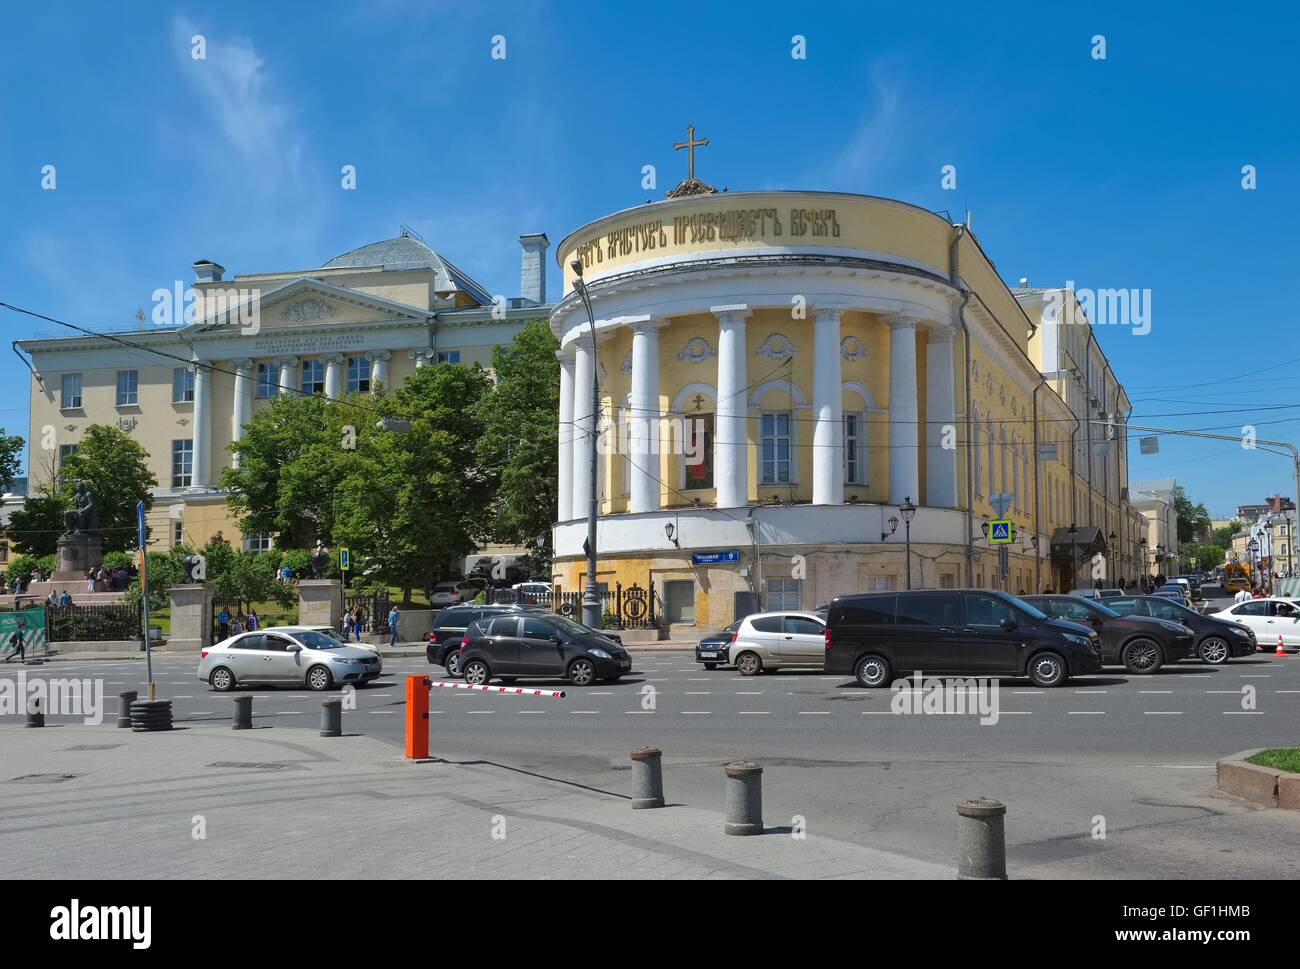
[
  {"xmin": 1209, "ymin": 597, "xmax": 1300, "ymax": 652},
  {"xmin": 729, "ymin": 610, "xmax": 827, "ymax": 676}
]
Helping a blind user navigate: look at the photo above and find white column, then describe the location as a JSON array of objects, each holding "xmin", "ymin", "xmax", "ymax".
[
  {"xmin": 571, "ymin": 334, "xmax": 595, "ymax": 518},
  {"xmin": 370, "ymin": 350, "xmax": 390, "ymax": 390},
  {"xmin": 925, "ymin": 327, "xmax": 958, "ymax": 508},
  {"xmin": 276, "ymin": 356, "xmax": 297, "ymax": 396},
  {"xmin": 191, "ymin": 361, "xmax": 211, "ymax": 489},
  {"xmin": 409, "ymin": 349, "xmax": 432, "ymax": 368},
  {"xmin": 713, "ymin": 305, "xmax": 751, "ymax": 509},
  {"xmin": 812, "ymin": 308, "xmax": 844, "ymax": 505},
  {"xmin": 230, "ymin": 358, "xmax": 254, "ymax": 469},
  {"xmin": 888, "ymin": 313, "xmax": 920, "ymax": 505},
  {"xmin": 556, "ymin": 346, "xmax": 575, "ymax": 521},
  {"xmin": 629, "ymin": 318, "xmax": 664, "ymax": 513},
  {"xmin": 324, "ymin": 353, "xmax": 344, "ymax": 398}
]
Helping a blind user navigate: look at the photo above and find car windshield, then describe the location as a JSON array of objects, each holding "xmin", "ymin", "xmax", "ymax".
[
  {"xmin": 1001, "ymin": 593, "xmax": 1048, "ymax": 621},
  {"xmin": 549, "ymin": 615, "xmax": 601, "ymax": 637},
  {"xmin": 1081, "ymin": 599, "xmax": 1122, "ymax": 618},
  {"xmin": 293, "ymin": 630, "xmax": 344, "ymax": 649},
  {"xmin": 723, "ymin": 620, "xmax": 743, "ymax": 633},
  {"xmin": 1153, "ymin": 598, "xmax": 1196, "ymax": 617},
  {"xmin": 433, "ymin": 583, "xmax": 458, "ymax": 592}
]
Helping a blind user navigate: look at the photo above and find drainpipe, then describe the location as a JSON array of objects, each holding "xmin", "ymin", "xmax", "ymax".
[
  {"xmin": 1032, "ymin": 381, "xmax": 1043, "ymax": 593},
  {"xmin": 949, "ymin": 224, "xmax": 975, "ymax": 585},
  {"xmin": 1068, "ymin": 411, "xmax": 1081, "ymax": 590}
]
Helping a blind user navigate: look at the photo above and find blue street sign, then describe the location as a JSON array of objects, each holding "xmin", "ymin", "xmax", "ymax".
[
  {"xmin": 136, "ymin": 501, "xmax": 146, "ymax": 549},
  {"xmin": 989, "ymin": 520, "xmax": 1013, "ymax": 544},
  {"xmin": 691, "ymin": 550, "xmax": 739, "ymax": 566},
  {"xmin": 340, "ymin": 547, "xmax": 350, "ymax": 571}
]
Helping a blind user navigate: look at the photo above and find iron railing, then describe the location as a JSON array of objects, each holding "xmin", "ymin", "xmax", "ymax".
[{"xmin": 45, "ymin": 602, "xmax": 142, "ymax": 643}]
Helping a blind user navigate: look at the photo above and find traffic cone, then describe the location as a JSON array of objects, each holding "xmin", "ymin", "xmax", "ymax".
[{"xmin": 1275, "ymin": 635, "xmax": 1287, "ymax": 657}]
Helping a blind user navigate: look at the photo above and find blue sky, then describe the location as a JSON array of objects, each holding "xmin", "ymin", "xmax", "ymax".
[{"xmin": 2, "ymin": 1, "xmax": 1297, "ymax": 518}]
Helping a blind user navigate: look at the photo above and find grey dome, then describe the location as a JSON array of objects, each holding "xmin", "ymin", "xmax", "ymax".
[{"xmin": 322, "ymin": 236, "xmax": 493, "ymax": 305}]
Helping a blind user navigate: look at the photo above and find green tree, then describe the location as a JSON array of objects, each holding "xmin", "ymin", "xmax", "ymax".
[
  {"xmin": 1182, "ymin": 542, "xmax": 1226, "ymax": 572},
  {"xmin": 476, "ymin": 320, "xmax": 559, "ymax": 554},
  {"xmin": 58, "ymin": 424, "xmax": 158, "ymax": 553},
  {"xmin": 1173, "ymin": 486, "xmax": 1211, "ymax": 546},
  {"xmin": 333, "ymin": 365, "xmax": 494, "ymax": 604},
  {"xmin": 6, "ymin": 486, "xmax": 68, "ymax": 557},
  {"xmin": 1211, "ymin": 519, "xmax": 1243, "ymax": 549},
  {"xmin": 0, "ymin": 427, "xmax": 23, "ymax": 493}
]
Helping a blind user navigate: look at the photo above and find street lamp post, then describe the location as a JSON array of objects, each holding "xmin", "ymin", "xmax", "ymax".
[
  {"xmin": 570, "ymin": 260, "xmax": 602, "ymax": 630},
  {"xmin": 900, "ymin": 496, "xmax": 916, "ymax": 590},
  {"xmin": 1108, "ymin": 531, "xmax": 1117, "ymax": 587},
  {"xmin": 1067, "ymin": 523, "xmax": 1078, "ymax": 592}
]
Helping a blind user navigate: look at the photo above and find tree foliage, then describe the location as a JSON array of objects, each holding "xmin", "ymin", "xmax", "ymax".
[
  {"xmin": 1173, "ymin": 486, "xmax": 1211, "ymax": 546},
  {"xmin": 0, "ymin": 426, "xmax": 23, "ymax": 493},
  {"xmin": 58, "ymin": 424, "xmax": 158, "ymax": 553}
]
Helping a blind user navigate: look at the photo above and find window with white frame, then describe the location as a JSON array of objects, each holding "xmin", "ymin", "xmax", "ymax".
[
  {"xmin": 243, "ymin": 533, "xmax": 272, "ymax": 553},
  {"xmin": 116, "ymin": 369, "xmax": 138, "ymax": 406},
  {"xmin": 346, "ymin": 356, "xmax": 370, "ymax": 393},
  {"xmin": 973, "ymin": 410, "xmax": 983, "ymax": 496},
  {"xmin": 985, "ymin": 420, "xmax": 995, "ymax": 496},
  {"xmin": 766, "ymin": 578, "xmax": 800, "ymax": 610},
  {"xmin": 172, "ymin": 520, "xmax": 184, "ymax": 548},
  {"xmin": 760, "ymin": 413, "xmax": 792, "ymax": 484},
  {"xmin": 843, "ymin": 412, "xmax": 864, "ymax": 484},
  {"xmin": 57, "ymin": 444, "xmax": 78, "ymax": 480},
  {"xmin": 437, "ymin": 351, "xmax": 460, "ymax": 364},
  {"xmin": 1011, "ymin": 435, "xmax": 1020, "ymax": 510},
  {"xmin": 61, "ymin": 373, "xmax": 83, "ymax": 409},
  {"xmin": 172, "ymin": 367, "xmax": 195, "ymax": 403},
  {"xmin": 867, "ymin": 576, "xmax": 892, "ymax": 591},
  {"xmin": 256, "ymin": 362, "xmax": 278, "ymax": 398},
  {"xmin": 171, "ymin": 440, "xmax": 193, "ymax": 488},
  {"xmin": 301, "ymin": 360, "xmax": 324, "ymax": 395}
]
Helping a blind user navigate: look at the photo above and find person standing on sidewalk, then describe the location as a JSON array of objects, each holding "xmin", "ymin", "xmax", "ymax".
[
  {"xmin": 1233, "ymin": 585, "xmax": 1253, "ymax": 605},
  {"xmin": 388, "ymin": 604, "xmax": 399, "ymax": 648}
]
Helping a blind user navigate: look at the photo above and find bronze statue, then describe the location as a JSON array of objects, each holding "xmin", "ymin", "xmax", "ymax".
[
  {"xmin": 310, "ymin": 540, "xmax": 330, "ymax": 579},
  {"xmin": 62, "ymin": 481, "xmax": 98, "ymax": 536}
]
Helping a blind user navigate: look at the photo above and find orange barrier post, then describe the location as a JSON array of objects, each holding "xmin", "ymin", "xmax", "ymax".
[{"xmin": 405, "ymin": 674, "xmax": 430, "ymax": 760}]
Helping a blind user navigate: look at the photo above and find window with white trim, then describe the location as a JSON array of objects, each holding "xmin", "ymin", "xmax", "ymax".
[
  {"xmin": 61, "ymin": 373, "xmax": 83, "ymax": 409},
  {"xmin": 985, "ymin": 420, "xmax": 995, "ymax": 496},
  {"xmin": 256, "ymin": 363, "xmax": 278, "ymax": 398},
  {"xmin": 760, "ymin": 413, "xmax": 792, "ymax": 485},
  {"xmin": 172, "ymin": 367, "xmax": 195, "ymax": 403},
  {"xmin": 116, "ymin": 369, "xmax": 138, "ymax": 406},
  {"xmin": 973, "ymin": 410, "xmax": 983, "ymax": 496},
  {"xmin": 171, "ymin": 440, "xmax": 193, "ymax": 488},
  {"xmin": 843, "ymin": 412, "xmax": 864, "ymax": 484},
  {"xmin": 766, "ymin": 578, "xmax": 800, "ymax": 610},
  {"xmin": 301, "ymin": 360, "xmax": 324, "ymax": 395},
  {"xmin": 172, "ymin": 520, "xmax": 184, "ymax": 548},
  {"xmin": 867, "ymin": 576, "xmax": 892, "ymax": 591},
  {"xmin": 436, "ymin": 351, "xmax": 461, "ymax": 364},
  {"xmin": 243, "ymin": 533, "xmax": 272, "ymax": 553},
  {"xmin": 346, "ymin": 356, "xmax": 370, "ymax": 392}
]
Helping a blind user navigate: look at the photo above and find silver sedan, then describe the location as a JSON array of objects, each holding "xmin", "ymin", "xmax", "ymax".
[{"xmin": 198, "ymin": 627, "xmax": 382, "ymax": 692}]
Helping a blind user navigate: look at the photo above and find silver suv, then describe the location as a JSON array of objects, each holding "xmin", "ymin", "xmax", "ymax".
[
  {"xmin": 199, "ymin": 626, "xmax": 382, "ymax": 692},
  {"xmin": 729, "ymin": 610, "xmax": 827, "ymax": 676}
]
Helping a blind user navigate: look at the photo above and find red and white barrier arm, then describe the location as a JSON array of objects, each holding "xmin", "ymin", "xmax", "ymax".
[{"xmin": 427, "ymin": 680, "xmax": 566, "ymax": 699}]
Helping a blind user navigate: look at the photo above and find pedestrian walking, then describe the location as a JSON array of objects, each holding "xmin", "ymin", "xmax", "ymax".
[
  {"xmin": 246, "ymin": 608, "xmax": 259, "ymax": 631},
  {"xmin": 59, "ymin": 590, "xmax": 71, "ymax": 607},
  {"xmin": 86, "ymin": 569, "xmax": 96, "ymax": 594},
  {"xmin": 352, "ymin": 605, "xmax": 365, "ymax": 641},
  {"xmin": 3, "ymin": 623, "xmax": 26, "ymax": 664},
  {"xmin": 217, "ymin": 607, "xmax": 230, "ymax": 641},
  {"xmin": 388, "ymin": 604, "xmax": 399, "ymax": 648}
]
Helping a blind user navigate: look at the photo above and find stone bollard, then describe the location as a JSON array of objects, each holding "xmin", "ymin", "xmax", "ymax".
[
  {"xmin": 630, "ymin": 747, "xmax": 665, "ymax": 809},
  {"xmin": 232, "ymin": 694, "xmax": 253, "ymax": 730},
  {"xmin": 724, "ymin": 761, "xmax": 763, "ymax": 835},
  {"xmin": 320, "ymin": 698, "xmax": 342, "ymax": 737},
  {"xmin": 956, "ymin": 798, "xmax": 1008, "ymax": 880},
  {"xmin": 26, "ymin": 697, "xmax": 44, "ymax": 728},
  {"xmin": 117, "ymin": 691, "xmax": 138, "ymax": 729}
]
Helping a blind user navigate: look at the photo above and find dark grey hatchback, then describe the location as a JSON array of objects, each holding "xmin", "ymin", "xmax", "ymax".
[{"xmin": 459, "ymin": 613, "xmax": 632, "ymax": 686}]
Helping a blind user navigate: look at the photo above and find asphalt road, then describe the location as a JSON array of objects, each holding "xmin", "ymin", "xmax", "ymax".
[{"xmin": 11, "ymin": 585, "xmax": 1300, "ymax": 876}]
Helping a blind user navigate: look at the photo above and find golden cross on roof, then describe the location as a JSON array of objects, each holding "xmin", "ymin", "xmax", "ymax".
[{"xmin": 673, "ymin": 125, "xmax": 709, "ymax": 182}]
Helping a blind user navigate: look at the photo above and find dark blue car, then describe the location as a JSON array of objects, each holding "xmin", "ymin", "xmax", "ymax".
[{"xmin": 696, "ymin": 620, "xmax": 742, "ymax": 669}]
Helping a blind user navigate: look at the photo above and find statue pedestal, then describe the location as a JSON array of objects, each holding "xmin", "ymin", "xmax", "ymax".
[
  {"xmin": 166, "ymin": 584, "xmax": 214, "ymax": 653},
  {"xmin": 51, "ymin": 533, "xmax": 104, "ymax": 584},
  {"xmin": 298, "ymin": 579, "xmax": 342, "ymax": 631}
]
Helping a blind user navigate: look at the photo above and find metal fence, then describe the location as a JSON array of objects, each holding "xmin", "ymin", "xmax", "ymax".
[
  {"xmin": 345, "ymin": 590, "xmax": 390, "ymax": 634},
  {"xmin": 487, "ymin": 582, "xmax": 659, "ymax": 629},
  {"xmin": 45, "ymin": 602, "xmax": 142, "ymax": 643}
]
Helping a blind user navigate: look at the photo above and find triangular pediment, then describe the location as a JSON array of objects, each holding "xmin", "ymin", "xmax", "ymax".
[{"xmin": 186, "ymin": 277, "xmax": 431, "ymax": 333}]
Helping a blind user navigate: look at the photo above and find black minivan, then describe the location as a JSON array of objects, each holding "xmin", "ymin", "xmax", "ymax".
[{"xmin": 825, "ymin": 589, "xmax": 1103, "ymax": 688}]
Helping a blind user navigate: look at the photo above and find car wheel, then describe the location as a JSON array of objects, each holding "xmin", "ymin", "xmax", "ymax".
[
  {"xmin": 735, "ymin": 651, "xmax": 763, "ymax": 676},
  {"xmin": 1122, "ymin": 638, "xmax": 1163, "ymax": 674},
  {"xmin": 703, "ymin": 662, "xmax": 718, "ymax": 670},
  {"xmin": 854, "ymin": 654, "xmax": 892, "ymax": 688},
  {"xmin": 306, "ymin": 665, "xmax": 334, "ymax": 691},
  {"xmin": 209, "ymin": 666, "xmax": 235, "ymax": 692},
  {"xmin": 567, "ymin": 658, "xmax": 597, "ymax": 686},
  {"xmin": 1198, "ymin": 637, "xmax": 1231, "ymax": 665},
  {"xmin": 1027, "ymin": 651, "xmax": 1067, "ymax": 688},
  {"xmin": 445, "ymin": 651, "xmax": 464, "ymax": 677},
  {"xmin": 462, "ymin": 660, "xmax": 490, "ymax": 685}
]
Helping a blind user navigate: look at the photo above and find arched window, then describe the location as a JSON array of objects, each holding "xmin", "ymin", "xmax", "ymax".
[{"xmin": 972, "ymin": 407, "xmax": 983, "ymax": 497}]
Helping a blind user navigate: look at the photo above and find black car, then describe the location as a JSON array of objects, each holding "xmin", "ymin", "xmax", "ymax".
[
  {"xmin": 696, "ymin": 620, "xmax": 742, "ymax": 669},
  {"xmin": 1022, "ymin": 594, "xmax": 1194, "ymax": 673},
  {"xmin": 426, "ymin": 604, "xmax": 550, "ymax": 675},
  {"xmin": 824, "ymin": 589, "xmax": 1102, "ymax": 688},
  {"xmin": 459, "ymin": 612, "xmax": 631, "ymax": 686},
  {"xmin": 1105, "ymin": 595, "xmax": 1255, "ymax": 663}
]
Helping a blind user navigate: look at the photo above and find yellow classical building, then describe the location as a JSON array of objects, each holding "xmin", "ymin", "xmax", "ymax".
[
  {"xmin": 17, "ymin": 230, "xmax": 553, "ymax": 553},
  {"xmin": 549, "ymin": 187, "xmax": 1142, "ymax": 629}
]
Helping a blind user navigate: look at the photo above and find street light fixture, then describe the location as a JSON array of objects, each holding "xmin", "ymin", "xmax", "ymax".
[
  {"xmin": 882, "ymin": 515, "xmax": 899, "ymax": 542},
  {"xmin": 900, "ymin": 496, "xmax": 916, "ymax": 590},
  {"xmin": 1108, "ymin": 531, "xmax": 1117, "ymax": 584},
  {"xmin": 1068, "ymin": 523, "xmax": 1078, "ymax": 592},
  {"xmin": 570, "ymin": 259, "xmax": 602, "ymax": 629},
  {"xmin": 665, "ymin": 522, "xmax": 680, "ymax": 548}
]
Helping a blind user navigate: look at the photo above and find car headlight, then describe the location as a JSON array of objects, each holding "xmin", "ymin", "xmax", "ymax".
[
  {"xmin": 1229, "ymin": 627, "xmax": 1250, "ymax": 638},
  {"xmin": 588, "ymin": 648, "xmax": 611, "ymax": 659},
  {"xmin": 1063, "ymin": 633, "xmax": 1093, "ymax": 647},
  {"xmin": 329, "ymin": 656, "xmax": 358, "ymax": 664}
]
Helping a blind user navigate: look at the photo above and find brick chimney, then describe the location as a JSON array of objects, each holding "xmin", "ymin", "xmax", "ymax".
[{"xmin": 518, "ymin": 233, "xmax": 549, "ymax": 305}]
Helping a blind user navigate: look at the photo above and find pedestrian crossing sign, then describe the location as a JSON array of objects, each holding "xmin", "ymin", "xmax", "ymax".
[{"xmin": 989, "ymin": 520, "xmax": 1013, "ymax": 544}]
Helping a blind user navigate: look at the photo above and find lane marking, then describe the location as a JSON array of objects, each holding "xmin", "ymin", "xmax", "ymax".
[
  {"xmin": 798, "ymin": 711, "xmax": 831, "ymax": 716},
  {"xmin": 1068, "ymin": 711, "xmax": 1105, "ymax": 716},
  {"xmin": 737, "ymin": 711, "xmax": 769, "ymax": 715},
  {"xmin": 1143, "ymin": 711, "xmax": 1183, "ymax": 715}
]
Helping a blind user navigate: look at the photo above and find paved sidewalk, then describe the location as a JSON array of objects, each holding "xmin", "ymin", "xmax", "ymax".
[{"xmin": 0, "ymin": 723, "xmax": 950, "ymax": 879}]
